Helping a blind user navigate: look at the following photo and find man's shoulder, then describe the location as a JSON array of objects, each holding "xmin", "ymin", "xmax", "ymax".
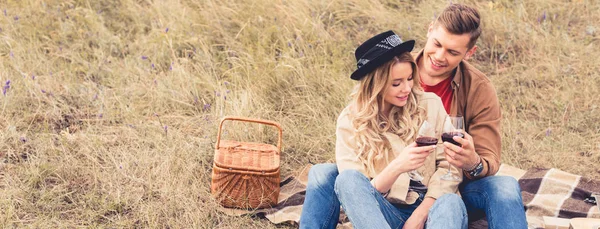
[{"xmin": 460, "ymin": 61, "xmax": 494, "ymax": 87}]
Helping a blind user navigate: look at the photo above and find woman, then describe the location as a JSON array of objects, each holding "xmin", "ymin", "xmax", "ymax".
[{"xmin": 299, "ymin": 31, "xmax": 467, "ymax": 229}]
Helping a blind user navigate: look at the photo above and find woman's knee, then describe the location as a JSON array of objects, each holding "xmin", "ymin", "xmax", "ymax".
[
  {"xmin": 429, "ymin": 193, "xmax": 467, "ymax": 218},
  {"xmin": 334, "ymin": 169, "xmax": 368, "ymax": 192},
  {"xmin": 307, "ymin": 163, "xmax": 338, "ymax": 189},
  {"xmin": 433, "ymin": 193, "xmax": 466, "ymax": 212}
]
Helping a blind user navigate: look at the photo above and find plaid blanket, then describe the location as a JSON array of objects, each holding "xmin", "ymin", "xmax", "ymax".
[{"xmin": 217, "ymin": 164, "xmax": 600, "ymax": 229}]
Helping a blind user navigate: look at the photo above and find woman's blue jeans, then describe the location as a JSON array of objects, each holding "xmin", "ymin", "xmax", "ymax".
[{"xmin": 299, "ymin": 163, "xmax": 468, "ymax": 229}]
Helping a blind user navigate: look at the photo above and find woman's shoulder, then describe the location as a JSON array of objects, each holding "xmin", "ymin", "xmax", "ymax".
[
  {"xmin": 416, "ymin": 92, "xmax": 443, "ymax": 105},
  {"xmin": 336, "ymin": 105, "xmax": 353, "ymax": 127}
]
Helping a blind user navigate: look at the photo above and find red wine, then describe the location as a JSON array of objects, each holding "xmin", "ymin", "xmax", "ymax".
[
  {"xmin": 416, "ymin": 136, "xmax": 438, "ymax": 146},
  {"xmin": 442, "ymin": 132, "xmax": 464, "ymax": 146}
]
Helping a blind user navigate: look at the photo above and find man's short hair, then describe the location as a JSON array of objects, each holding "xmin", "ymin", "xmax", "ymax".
[{"xmin": 434, "ymin": 4, "xmax": 481, "ymax": 48}]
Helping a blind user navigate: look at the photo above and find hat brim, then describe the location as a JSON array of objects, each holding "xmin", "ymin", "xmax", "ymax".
[{"xmin": 350, "ymin": 40, "xmax": 415, "ymax": 81}]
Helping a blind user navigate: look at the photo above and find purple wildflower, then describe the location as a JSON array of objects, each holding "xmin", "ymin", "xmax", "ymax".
[
  {"xmin": 165, "ymin": 27, "xmax": 169, "ymax": 32},
  {"xmin": 9, "ymin": 51, "xmax": 13, "ymax": 58},
  {"xmin": 224, "ymin": 95, "xmax": 227, "ymax": 100},
  {"xmin": 545, "ymin": 128, "xmax": 551, "ymax": 137},
  {"xmin": 13, "ymin": 15, "xmax": 18, "ymax": 20},
  {"xmin": 224, "ymin": 81, "xmax": 229, "ymax": 86},
  {"xmin": 408, "ymin": 25, "xmax": 411, "ymax": 31},
  {"xmin": 216, "ymin": 92, "xmax": 221, "ymax": 97},
  {"xmin": 31, "ymin": 74, "xmax": 35, "ymax": 80},
  {"xmin": 3, "ymin": 9, "xmax": 6, "ymax": 16},
  {"xmin": 93, "ymin": 94, "xmax": 98, "ymax": 100},
  {"xmin": 98, "ymin": 113, "xmax": 103, "ymax": 118},
  {"xmin": 538, "ymin": 11, "xmax": 547, "ymax": 23},
  {"xmin": 170, "ymin": 62, "xmax": 173, "ymax": 70},
  {"xmin": 142, "ymin": 56, "xmax": 148, "ymax": 60},
  {"xmin": 19, "ymin": 136, "xmax": 27, "ymax": 143},
  {"xmin": 119, "ymin": 165, "xmax": 123, "ymax": 169},
  {"xmin": 2, "ymin": 80, "xmax": 10, "ymax": 95},
  {"xmin": 163, "ymin": 125, "xmax": 168, "ymax": 134},
  {"xmin": 151, "ymin": 63, "xmax": 155, "ymax": 69},
  {"xmin": 226, "ymin": 90, "xmax": 230, "ymax": 94},
  {"xmin": 41, "ymin": 89, "xmax": 46, "ymax": 93},
  {"xmin": 203, "ymin": 103, "xmax": 211, "ymax": 111},
  {"xmin": 543, "ymin": 11, "xmax": 547, "ymax": 21}
]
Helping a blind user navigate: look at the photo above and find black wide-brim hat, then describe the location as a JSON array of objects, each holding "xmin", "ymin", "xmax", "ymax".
[{"xmin": 350, "ymin": 30, "xmax": 415, "ymax": 80}]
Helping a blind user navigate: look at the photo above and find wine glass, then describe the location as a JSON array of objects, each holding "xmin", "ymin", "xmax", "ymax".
[
  {"xmin": 411, "ymin": 120, "xmax": 438, "ymax": 181},
  {"xmin": 441, "ymin": 116, "xmax": 464, "ymax": 181}
]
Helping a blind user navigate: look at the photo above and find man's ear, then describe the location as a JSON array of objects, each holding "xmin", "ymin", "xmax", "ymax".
[
  {"xmin": 427, "ymin": 22, "xmax": 434, "ymax": 37},
  {"xmin": 464, "ymin": 45, "xmax": 477, "ymax": 61}
]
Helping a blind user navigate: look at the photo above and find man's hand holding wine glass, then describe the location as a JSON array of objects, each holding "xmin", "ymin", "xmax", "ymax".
[{"xmin": 443, "ymin": 131, "xmax": 481, "ymax": 172}]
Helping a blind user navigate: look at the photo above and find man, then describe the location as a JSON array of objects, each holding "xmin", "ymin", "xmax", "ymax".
[{"xmin": 414, "ymin": 4, "xmax": 527, "ymax": 228}]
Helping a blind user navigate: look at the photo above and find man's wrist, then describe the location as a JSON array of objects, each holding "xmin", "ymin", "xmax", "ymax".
[
  {"xmin": 465, "ymin": 154, "xmax": 481, "ymax": 172},
  {"xmin": 465, "ymin": 154, "xmax": 484, "ymax": 177}
]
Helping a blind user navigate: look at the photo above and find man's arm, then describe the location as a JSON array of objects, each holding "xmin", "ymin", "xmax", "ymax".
[{"xmin": 465, "ymin": 79, "xmax": 502, "ymax": 179}]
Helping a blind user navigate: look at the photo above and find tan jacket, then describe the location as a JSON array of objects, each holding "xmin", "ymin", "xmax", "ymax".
[
  {"xmin": 414, "ymin": 51, "xmax": 502, "ymax": 180},
  {"xmin": 335, "ymin": 92, "xmax": 461, "ymax": 205}
]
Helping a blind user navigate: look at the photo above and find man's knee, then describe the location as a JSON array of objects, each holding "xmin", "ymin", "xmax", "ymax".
[{"xmin": 485, "ymin": 176, "xmax": 523, "ymax": 203}]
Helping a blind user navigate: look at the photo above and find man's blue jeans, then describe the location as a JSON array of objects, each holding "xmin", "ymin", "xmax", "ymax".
[
  {"xmin": 459, "ymin": 175, "xmax": 528, "ymax": 229},
  {"xmin": 299, "ymin": 163, "xmax": 468, "ymax": 229}
]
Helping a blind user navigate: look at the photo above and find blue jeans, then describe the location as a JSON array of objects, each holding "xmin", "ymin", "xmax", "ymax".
[
  {"xmin": 299, "ymin": 163, "xmax": 468, "ymax": 229},
  {"xmin": 459, "ymin": 176, "xmax": 528, "ymax": 229}
]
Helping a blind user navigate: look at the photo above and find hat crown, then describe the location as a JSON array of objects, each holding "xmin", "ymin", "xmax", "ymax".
[{"xmin": 350, "ymin": 30, "xmax": 414, "ymax": 80}]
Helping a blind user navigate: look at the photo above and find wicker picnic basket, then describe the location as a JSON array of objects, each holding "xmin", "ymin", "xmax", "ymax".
[{"xmin": 211, "ymin": 116, "xmax": 282, "ymax": 209}]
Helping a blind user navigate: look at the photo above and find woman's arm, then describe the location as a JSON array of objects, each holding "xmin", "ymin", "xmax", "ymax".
[
  {"xmin": 372, "ymin": 134, "xmax": 436, "ymax": 194},
  {"xmin": 336, "ymin": 110, "xmax": 435, "ymax": 195}
]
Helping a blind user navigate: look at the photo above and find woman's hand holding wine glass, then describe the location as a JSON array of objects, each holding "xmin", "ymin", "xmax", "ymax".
[{"xmin": 405, "ymin": 120, "xmax": 438, "ymax": 181}]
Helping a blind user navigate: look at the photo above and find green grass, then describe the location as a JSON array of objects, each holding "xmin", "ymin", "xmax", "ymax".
[{"xmin": 0, "ymin": 0, "xmax": 599, "ymax": 227}]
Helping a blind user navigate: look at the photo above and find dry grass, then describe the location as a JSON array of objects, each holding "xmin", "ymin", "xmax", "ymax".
[{"xmin": 0, "ymin": 0, "xmax": 598, "ymax": 228}]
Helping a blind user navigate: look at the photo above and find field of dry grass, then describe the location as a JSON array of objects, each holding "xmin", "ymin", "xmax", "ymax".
[{"xmin": 0, "ymin": 0, "xmax": 599, "ymax": 228}]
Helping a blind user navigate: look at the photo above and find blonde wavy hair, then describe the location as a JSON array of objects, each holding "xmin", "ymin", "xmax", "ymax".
[{"xmin": 349, "ymin": 52, "xmax": 425, "ymax": 173}]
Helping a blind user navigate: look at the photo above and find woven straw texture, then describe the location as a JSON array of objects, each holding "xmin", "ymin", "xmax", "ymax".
[{"xmin": 211, "ymin": 116, "xmax": 282, "ymax": 209}]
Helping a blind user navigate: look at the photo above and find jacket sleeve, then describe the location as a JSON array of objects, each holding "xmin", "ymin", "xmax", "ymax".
[
  {"xmin": 335, "ymin": 110, "xmax": 369, "ymax": 176},
  {"xmin": 465, "ymin": 80, "xmax": 502, "ymax": 179}
]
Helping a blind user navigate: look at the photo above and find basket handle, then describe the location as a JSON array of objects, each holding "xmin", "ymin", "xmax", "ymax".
[{"xmin": 215, "ymin": 116, "xmax": 283, "ymax": 152}]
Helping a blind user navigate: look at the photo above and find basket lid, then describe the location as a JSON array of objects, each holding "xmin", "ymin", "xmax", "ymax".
[{"xmin": 214, "ymin": 140, "xmax": 280, "ymax": 172}]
